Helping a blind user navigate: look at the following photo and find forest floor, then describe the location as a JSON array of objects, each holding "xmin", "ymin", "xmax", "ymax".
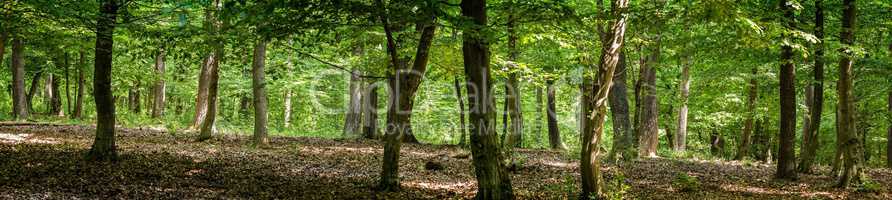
[{"xmin": 0, "ymin": 124, "xmax": 890, "ymax": 199}]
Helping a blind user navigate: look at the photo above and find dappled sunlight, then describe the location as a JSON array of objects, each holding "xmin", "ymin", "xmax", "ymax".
[
  {"xmin": 0, "ymin": 133, "xmax": 59, "ymax": 144},
  {"xmin": 404, "ymin": 180, "xmax": 474, "ymax": 191}
]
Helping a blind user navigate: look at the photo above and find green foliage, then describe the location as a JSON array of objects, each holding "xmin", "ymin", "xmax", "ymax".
[{"xmin": 672, "ymin": 172, "xmax": 701, "ymax": 192}]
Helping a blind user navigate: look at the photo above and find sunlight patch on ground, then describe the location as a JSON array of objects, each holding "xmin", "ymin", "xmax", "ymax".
[
  {"xmin": 542, "ymin": 160, "xmax": 574, "ymax": 168},
  {"xmin": 0, "ymin": 133, "xmax": 59, "ymax": 144},
  {"xmin": 719, "ymin": 183, "xmax": 795, "ymax": 196},
  {"xmin": 404, "ymin": 180, "xmax": 473, "ymax": 191}
]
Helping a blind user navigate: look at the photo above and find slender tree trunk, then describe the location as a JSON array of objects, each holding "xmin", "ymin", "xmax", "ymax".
[
  {"xmin": 735, "ymin": 67, "xmax": 758, "ymax": 160},
  {"xmin": 545, "ymin": 80, "xmax": 564, "ymax": 150},
  {"xmin": 836, "ymin": 0, "xmax": 862, "ymax": 187},
  {"xmin": 64, "ymin": 52, "xmax": 72, "ymax": 116},
  {"xmin": 191, "ymin": 1, "xmax": 221, "ymax": 130},
  {"xmin": 151, "ymin": 49, "xmax": 166, "ymax": 118},
  {"xmin": 49, "ymin": 72, "xmax": 62, "ymax": 116},
  {"xmin": 86, "ymin": 0, "xmax": 119, "ymax": 161},
  {"xmin": 455, "ymin": 77, "xmax": 468, "ymax": 145},
  {"xmin": 26, "ymin": 67, "xmax": 41, "ymax": 113},
  {"xmin": 798, "ymin": 0, "xmax": 825, "ymax": 173},
  {"xmin": 73, "ymin": 51, "xmax": 85, "ymax": 119},
  {"xmin": 363, "ymin": 81, "xmax": 379, "ymax": 139},
  {"xmin": 638, "ymin": 35, "xmax": 661, "ymax": 158},
  {"xmin": 197, "ymin": 0, "xmax": 223, "ymax": 141},
  {"xmin": 582, "ymin": 0, "xmax": 629, "ymax": 197},
  {"xmin": 504, "ymin": 8, "xmax": 523, "ymax": 150},
  {"xmin": 535, "ymin": 86, "xmax": 544, "ymax": 146},
  {"xmin": 129, "ymin": 81, "xmax": 141, "ymax": 113},
  {"xmin": 675, "ymin": 54, "xmax": 690, "ymax": 152},
  {"xmin": 459, "ymin": 1, "xmax": 515, "ymax": 198},
  {"xmin": 251, "ymin": 39, "xmax": 269, "ymax": 145},
  {"xmin": 344, "ymin": 68, "xmax": 363, "ymax": 137},
  {"xmin": 608, "ymin": 51, "xmax": 633, "ymax": 161},
  {"xmin": 775, "ymin": 0, "xmax": 798, "ymax": 180},
  {"xmin": 283, "ymin": 40, "xmax": 294, "ymax": 128},
  {"xmin": 377, "ymin": 5, "xmax": 437, "ymax": 190},
  {"xmin": 11, "ymin": 37, "xmax": 28, "ymax": 119}
]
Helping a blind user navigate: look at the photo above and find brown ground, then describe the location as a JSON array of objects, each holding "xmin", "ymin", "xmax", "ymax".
[{"xmin": 0, "ymin": 124, "xmax": 889, "ymax": 199}]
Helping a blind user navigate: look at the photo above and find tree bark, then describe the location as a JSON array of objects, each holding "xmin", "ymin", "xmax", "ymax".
[
  {"xmin": 251, "ymin": 39, "xmax": 269, "ymax": 145},
  {"xmin": 545, "ymin": 80, "xmax": 564, "ymax": 150},
  {"xmin": 675, "ymin": 53, "xmax": 690, "ymax": 152},
  {"xmin": 775, "ymin": 0, "xmax": 798, "ymax": 180},
  {"xmin": 581, "ymin": 0, "xmax": 629, "ymax": 197},
  {"xmin": 535, "ymin": 85, "xmax": 544, "ymax": 146},
  {"xmin": 49, "ymin": 72, "xmax": 63, "ymax": 116},
  {"xmin": 504, "ymin": 8, "xmax": 523, "ymax": 150},
  {"xmin": 459, "ymin": 1, "xmax": 515, "ymax": 198},
  {"xmin": 86, "ymin": 0, "xmax": 119, "ymax": 161},
  {"xmin": 886, "ymin": 89, "xmax": 891, "ymax": 169},
  {"xmin": 735, "ymin": 66, "xmax": 758, "ymax": 160},
  {"xmin": 363, "ymin": 81, "xmax": 379, "ymax": 139},
  {"xmin": 638, "ymin": 35, "xmax": 660, "ymax": 158},
  {"xmin": 377, "ymin": 3, "xmax": 437, "ymax": 190},
  {"xmin": 344, "ymin": 68, "xmax": 363, "ymax": 137},
  {"xmin": 26, "ymin": 70, "xmax": 41, "ymax": 113},
  {"xmin": 11, "ymin": 37, "xmax": 28, "ymax": 120},
  {"xmin": 197, "ymin": 0, "xmax": 223, "ymax": 141},
  {"xmin": 151, "ymin": 49, "xmax": 166, "ymax": 118},
  {"xmin": 73, "ymin": 51, "xmax": 85, "ymax": 119},
  {"xmin": 64, "ymin": 52, "xmax": 72, "ymax": 116},
  {"xmin": 835, "ymin": 0, "xmax": 861, "ymax": 187},
  {"xmin": 191, "ymin": 1, "xmax": 220, "ymax": 130},
  {"xmin": 454, "ymin": 77, "xmax": 468, "ymax": 145},
  {"xmin": 283, "ymin": 40, "xmax": 294, "ymax": 128},
  {"xmin": 608, "ymin": 51, "xmax": 633, "ymax": 162},
  {"xmin": 798, "ymin": 0, "xmax": 825, "ymax": 173}
]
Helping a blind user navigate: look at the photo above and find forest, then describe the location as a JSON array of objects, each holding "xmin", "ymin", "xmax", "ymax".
[{"xmin": 0, "ymin": 0, "xmax": 891, "ymax": 199}]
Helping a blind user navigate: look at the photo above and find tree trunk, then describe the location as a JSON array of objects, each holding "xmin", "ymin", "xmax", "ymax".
[
  {"xmin": 535, "ymin": 85, "xmax": 544, "ymax": 146},
  {"xmin": 129, "ymin": 81, "xmax": 140, "ymax": 113},
  {"xmin": 608, "ymin": 51, "xmax": 633, "ymax": 161},
  {"xmin": 64, "ymin": 52, "xmax": 72, "ymax": 116},
  {"xmin": 49, "ymin": 72, "xmax": 63, "ymax": 116},
  {"xmin": 151, "ymin": 49, "xmax": 166, "ymax": 118},
  {"xmin": 283, "ymin": 40, "xmax": 294, "ymax": 128},
  {"xmin": 191, "ymin": 1, "xmax": 221, "ymax": 130},
  {"xmin": 459, "ymin": 1, "xmax": 515, "ymax": 198},
  {"xmin": 735, "ymin": 66, "xmax": 758, "ymax": 160},
  {"xmin": 775, "ymin": 0, "xmax": 798, "ymax": 180},
  {"xmin": 836, "ymin": 0, "xmax": 861, "ymax": 187},
  {"xmin": 504, "ymin": 9, "xmax": 523, "ymax": 150},
  {"xmin": 454, "ymin": 77, "xmax": 468, "ymax": 145},
  {"xmin": 197, "ymin": 0, "xmax": 223, "ymax": 141},
  {"xmin": 545, "ymin": 80, "xmax": 564, "ymax": 150},
  {"xmin": 581, "ymin": 0, "xmax": 629, "ymax": 197},
  {"xmin": 886, "ymin": 89, "xmax": 891, "ymax": 169},
  {"xmin": 73, "ymin": 50, "xmax": 85, "ymax": 119},
  {"xmin": 26, "ymin": 67, "xmax": 41, "ymax": 113},
  {"xmin": 251, "ymin": 39, "xmax": 269, "ymax": 145},
  {"xmin": 11, "ymin": 37, "xmax": 28, "ymax": 120},
  {"xmin": 86, "ymin": 0, "xmax": 119, "ymax": 161},
  {"xmin": 638, "ymin": 35, "xmax": 660, "ymax": 158},
  {"xmin": 798, "ymin": 0, "xmax": 825, "ymax": 173},
  {"xmin": 344, "ymin": 68, "xmax": 363, "ymax": 137},
  {"xmin": 675, "ymin": 53, "xmax": 690, "ymax": 152},
  {"xmin": 363, "ymin": 81, "xmax": 379, "ymax": 139},
  {"xmin": 377, "ymin": 5, "xmax": 437, "ymax": 190}
]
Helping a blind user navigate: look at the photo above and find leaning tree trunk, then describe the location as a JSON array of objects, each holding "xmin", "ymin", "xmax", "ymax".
[
  {"xmin": 776, "ymin": 0, "xmax": 798, "ymax": 180},
  {"xmin": 86, "ymin": 0, "xmax": 119, "ymax": 161},
  {"xmin": 73, "ymin": 50, "xmax": 85, "ymax": 119},
  {"xmin": 638, "ymin": 35, "xmax": 661, "ymax": 158},
  {"xmin": 377, "ymin": 7, "xmax": 436, "ymax": 190},
  {"xmin": 581, "ymin": 0, "xmax": 629, "ymax": 197},
  {"xmin": 735, "ymin": 66, "xmax": 758, "ymax": 160},
  {"xmin": 460, "ymin": 1, "xmax": 515, "ymax": 198},
  {"xmin": 251, "ymin": 39, "xmax": 269, "ymax": 145},
  {"xmin": 11, "ymin": 37, "xmax": 28, "ymax": 120},
  {"xmin": 26, "ymin": 70, "xmax": 41, "ymax": 113},
  {"xmin": 799, "ymin": 0, "xmax": 825, "ymax": 173},
  {"xmin": 197, "ymin": 0, "xmax": 223, "ymax": 141},
  {"xmin": 836, "ymin": 0, "xmax": 862, "ymax": 187},
  {"xmin": 608, "ymin": 51, "xmax": 633, "ymax": 162},
  {"xmin": 545, "ymin": 80, "xmax": 565, "ymax": 150},
  {"xmin": 454, "ymin": 77, "xmax": 468, "ymax": 145},
  {"xmin": 191, "ymin": 0, "xmax": 221, "ymax": 130},
  {"xmin": 151, "ymin": 49, "xmax": 166, "ymax": 118}
]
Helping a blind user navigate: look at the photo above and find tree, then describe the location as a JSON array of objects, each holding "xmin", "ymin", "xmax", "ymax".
[
  {"xmin": 735, "ymin": 66, "xmax": 758, "ymax": 160},
  {"xmin": 251, "ymin": 39, "xmax": 269, "ymax": 145},
  {"xmin": 86, "ymin": 0, "xmax": 119, "ymax": 161},
  {"xmin": 454, "ymin": 76, "xmax": 468, "ymax": 145},
  {"xmin": 835, "ymin": 0, "xmax": 862, "ymax": 187},
  {"xmin": 11, "ymin": 37, "xmax": 28, "ymax": 120},
  {"xmin": 608, "ymin": 51, "xmax": 633, "ymax": 161},
  {"xmin": 798, "ymin": 0, "xmax": 824, "ymax": 173},
  {"xmin": 151, "ymin": 49, "xmax": 166, "ymax": 118},
  {"xmin": 72, "ymin": 50, "xmax": 85, "ymax": 119},
  {"xmin": 581, "ymin": 0, "xmax": 629, "ymax": 197},
  {"xmin": 503, "ymin": 0, "xmax": 523, "ymax": 150},
  {"xmin": 545, "ymin": 79, "xmax": 564, "ymax": 150},
  {"xmin": 197, "ymin": 0, "xmax": 223, "ymax": 141},
  {"xmin": 675, "ymin": 46, "xmax": 690, "ymax": 152},
  {"xmin": 887, "ymin": 88, "xmax": 891, "ymax": 169},
  {"xmin": 363, "ymin": 81, "xmax": 380, "ymax": 139},
  {"xmin": 377, "ymin": 0, "xmax": 438, "ymax": 191},
  {"xmin": 344, "ymin": 68, "xmax": 363, "ymax": 137},
  {"xmin": 775, "ymin": 0, "xmax": 797, "ymax": 180}
]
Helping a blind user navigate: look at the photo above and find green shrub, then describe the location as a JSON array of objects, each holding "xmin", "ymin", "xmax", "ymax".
[{"xmin": 673, "ymin": 172, "xmax": 700, "ymax": 192}]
